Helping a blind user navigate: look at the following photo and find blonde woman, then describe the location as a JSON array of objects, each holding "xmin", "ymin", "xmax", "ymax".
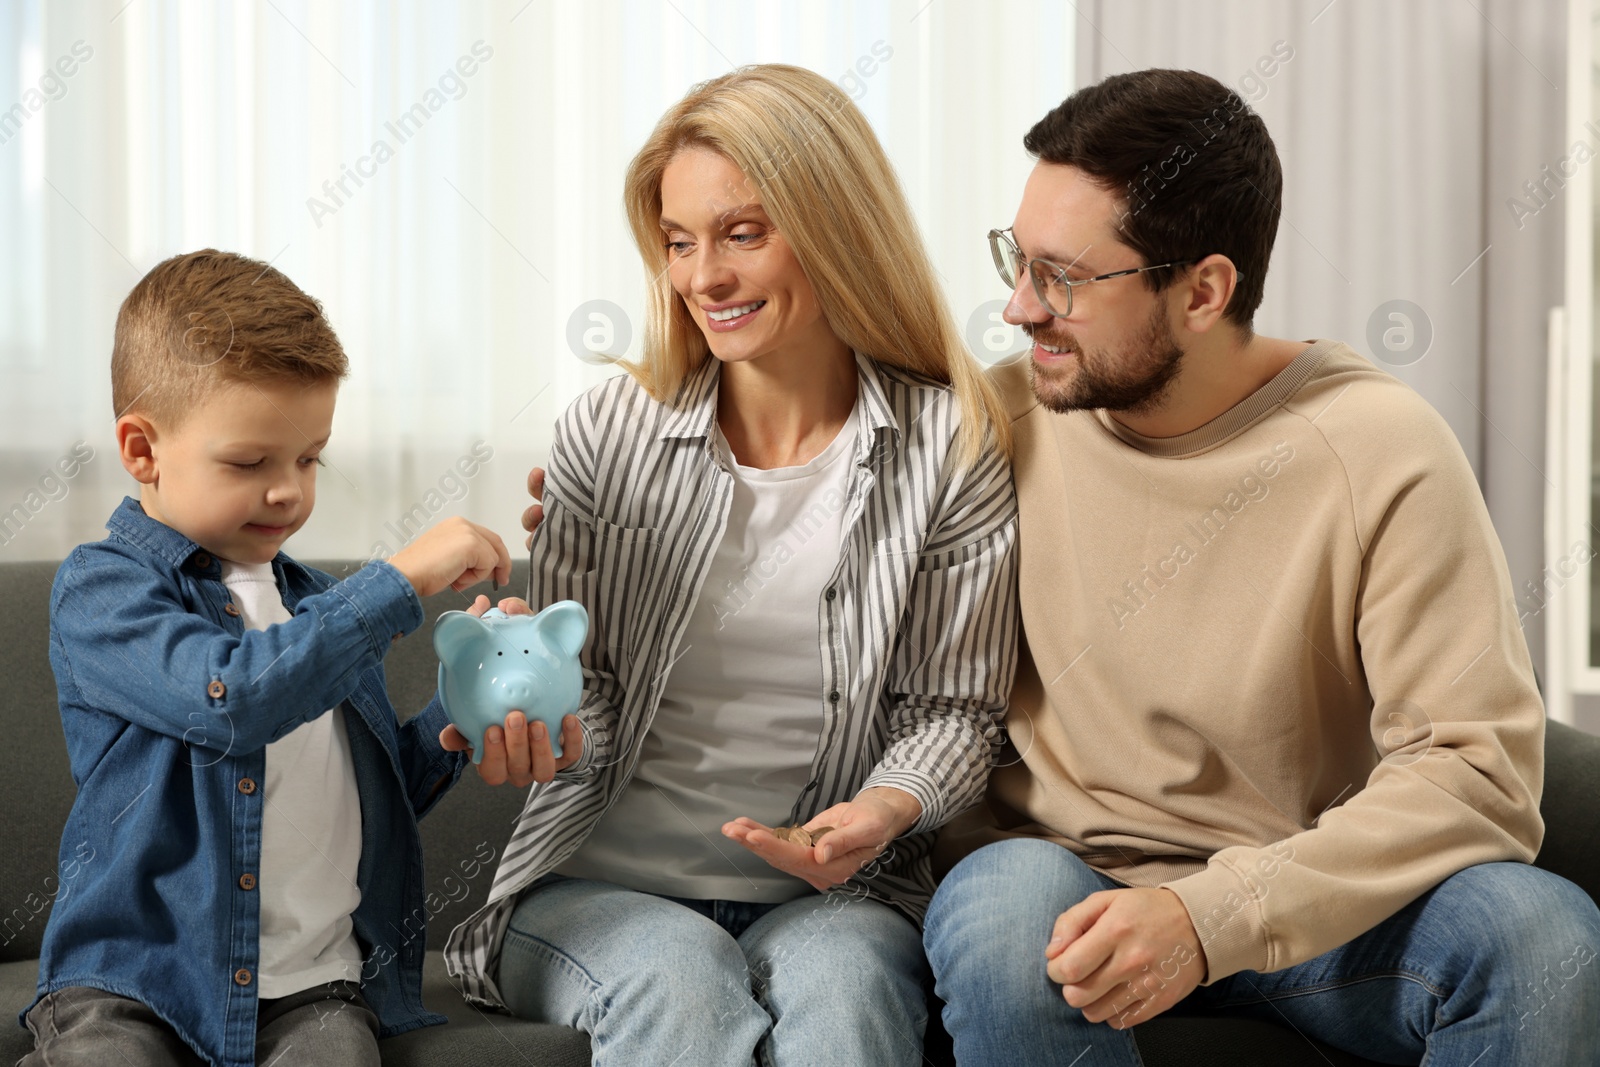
[{"xmin": 443, "ymin": 64, "xmax": 1019, "ymax": 1065}]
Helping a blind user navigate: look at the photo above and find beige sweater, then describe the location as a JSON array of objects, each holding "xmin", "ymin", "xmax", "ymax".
[{"xmin": 937, "ymin": 339, "xmax": 1545, "ymax": 982}]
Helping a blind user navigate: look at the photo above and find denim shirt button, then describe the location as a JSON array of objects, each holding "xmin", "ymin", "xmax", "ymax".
[
  {"xmin": 233, "ymin": 968, "xmax": 252, "ymax": 986},
  {"xmin": 192, "ymin": 552, "xmax": 212, "ymax": 570},
  {"xmin": 238, "ymin": 873, "xmax": 256, "ymax": 890},
  {"xmin": 207, "ymin": 680, "xmax": 226, "ymax": 700},
  {"xmin": 224, "ymin": 603, "xmax": 240, "ymax": 617},
  {"xmin": 237, "ymin": 777, "xmax": 257, "ymax": 795}
]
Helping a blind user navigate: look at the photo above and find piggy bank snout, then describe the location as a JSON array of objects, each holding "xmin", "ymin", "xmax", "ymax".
[{"xmin": 495, "ymin": 675, "xmax": 536, "ymax": 706}]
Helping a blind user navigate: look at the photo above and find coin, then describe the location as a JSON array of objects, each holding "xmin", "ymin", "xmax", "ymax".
[{"xmin": 771, "ymin": 824, "xmax": 835, "ymax": 848}]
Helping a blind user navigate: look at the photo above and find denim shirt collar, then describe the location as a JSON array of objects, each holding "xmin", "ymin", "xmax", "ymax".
[{"xmin": 107, "ymin": 495, "xmax": 295, "ymax": 584}]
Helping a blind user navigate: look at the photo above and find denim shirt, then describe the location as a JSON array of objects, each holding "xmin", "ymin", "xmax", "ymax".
[{"xmin": 26, "ymin": 497, "xmax": 467, "ymax": 1067}]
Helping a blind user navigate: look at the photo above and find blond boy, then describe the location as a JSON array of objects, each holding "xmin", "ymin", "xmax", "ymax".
[{"xmin": 22, "ymin": 249, "xmax": 513, "ymax": 1067}]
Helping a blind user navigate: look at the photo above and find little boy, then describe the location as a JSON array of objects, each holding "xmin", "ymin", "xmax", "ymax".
[{"xmin": 21, "ymin": 249, "xmax": 513, "ymax": 1067}]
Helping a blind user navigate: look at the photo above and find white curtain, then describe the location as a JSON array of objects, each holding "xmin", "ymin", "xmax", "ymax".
[
  {"xmin": 1075, "ymin": 0, "xmax": 1568, "ymax": 677},
  {"xmin": 0, "ymin": 0, "xmax": 1073, "ymax": 563}
]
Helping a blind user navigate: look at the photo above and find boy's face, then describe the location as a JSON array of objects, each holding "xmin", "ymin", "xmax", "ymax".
[{"xmin": 125, "ymin": 378, "xmax": 337, "ymax": 564}]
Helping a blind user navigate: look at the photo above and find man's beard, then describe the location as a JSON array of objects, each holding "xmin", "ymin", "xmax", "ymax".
[{"xmin": 1026, "ymin": 303, "xmax": 1185, "ymax": 416}]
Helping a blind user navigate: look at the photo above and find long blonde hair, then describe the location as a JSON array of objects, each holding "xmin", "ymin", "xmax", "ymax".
[{"xmin": 621, "ymin": 63, "xmax": 1012, "ymax": 467}]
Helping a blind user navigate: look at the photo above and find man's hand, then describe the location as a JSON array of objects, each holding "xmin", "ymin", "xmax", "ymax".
[
  {"xmin": 390, "ymin": 516, "xmax": 511, "ymax": 597},
  {"xmin": 722, "ymin": 786, "xmax": 921, "ymax": 892},
  {"xmin": 522, "ymin": 467, "xmax": 546, "ymax": 549},
  {"xmin": 1045, "ymin": 887, "xmax": 1207, "ymax": 1029},
  {"xmin": 436, "ymin": 594, "xmax": 584, "ymax": 786}
]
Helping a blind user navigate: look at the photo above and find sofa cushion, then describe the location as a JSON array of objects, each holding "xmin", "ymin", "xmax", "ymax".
[
  {"xmin": 1536, "ymin": 719, "xmax": 1600, "ymax": 899},
  {"xmin": 0, "ymin": 954, "xmax": 592, "ymax": 1066},
  {"xmin": 0, "ymin": 562, "xmax": 72, "ymax": 965},
  {"xmin": 381, "ymin": 951, "xmax": 590, "ymax": 1066},
  {"xmin": 0, "ymin": 960, "xmax": 39, "ymax": 1064}
]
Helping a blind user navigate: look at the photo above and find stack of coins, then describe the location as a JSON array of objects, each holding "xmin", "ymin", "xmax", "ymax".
[{"xmin": 770, "ymin": 825, "xmax": 835, "ymax": 848}]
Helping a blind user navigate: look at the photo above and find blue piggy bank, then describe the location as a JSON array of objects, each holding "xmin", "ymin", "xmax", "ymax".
[{"xmin": 433, "ymin": 602, "xmax": 588, "ymax": 764}]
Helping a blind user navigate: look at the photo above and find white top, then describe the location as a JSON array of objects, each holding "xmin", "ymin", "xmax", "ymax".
[
  {"xmin": 221, "ymin": 560, "xmax": 364, "ymax": 998},
  {"xmin": 557, "ymin": 397, "xmax": 860, "ymax": 901}
]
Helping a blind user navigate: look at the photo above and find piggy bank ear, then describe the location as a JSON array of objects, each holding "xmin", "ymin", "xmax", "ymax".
[
  {"xmin": 433, "ymin": 611, "xmax": 489, "ymax": 663},
  {"xmin": 534, "ymin": 600, "xmax": 589, "ymax": 659}
]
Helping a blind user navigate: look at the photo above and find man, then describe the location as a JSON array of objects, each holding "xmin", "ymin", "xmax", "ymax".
[{"xmin": 923, "ymin": 68, "xmax": 1600, "ymax": 1065}]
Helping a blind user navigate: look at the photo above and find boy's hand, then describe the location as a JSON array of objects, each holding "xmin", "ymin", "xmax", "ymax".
[
  {"xmin": 437, "ymin": 595, "xmax": 585, "ymax": 786},
  {"xmin": 522, "ymin": 467, "xmax": 546, "ymax": 549},
  {"xmin": 390, "ymin": 516, "xmax": 511, "ymax": 597}
]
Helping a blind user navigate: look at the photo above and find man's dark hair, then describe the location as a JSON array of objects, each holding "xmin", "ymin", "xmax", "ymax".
[{"xmin": 1023, "ymin": 68, "xmax": 1281, "ymax": 329}]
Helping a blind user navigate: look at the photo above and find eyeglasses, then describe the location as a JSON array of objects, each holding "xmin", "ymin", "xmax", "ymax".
[{"xmin": 988, "ymin": 227, "xmax": 1233, "ymax": 318}]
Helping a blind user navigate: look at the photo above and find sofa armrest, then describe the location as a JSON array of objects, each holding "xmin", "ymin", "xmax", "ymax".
[{"xmin": 1534, "ymin": 719, "xmax": 1600, "ymax": 901}]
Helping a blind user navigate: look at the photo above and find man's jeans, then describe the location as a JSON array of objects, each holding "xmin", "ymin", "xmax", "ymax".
[
  {"xmin": 497, "ymin": 873, "xmax": 930, "ymax": 1067},
  {"xmin": 925, "ymin": 839, "xmax": 1600, "ymax": 1066}
]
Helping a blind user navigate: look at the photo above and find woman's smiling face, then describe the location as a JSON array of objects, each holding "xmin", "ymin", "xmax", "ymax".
[{"xmin": 659, "ymin": 146, "xmax": 835, "ymax": 366}]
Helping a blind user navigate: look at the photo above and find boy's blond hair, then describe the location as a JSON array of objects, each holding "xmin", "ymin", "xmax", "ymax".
[{"xmin": 112, "ymin": 249, "xmax": 348, "ymax": 425}]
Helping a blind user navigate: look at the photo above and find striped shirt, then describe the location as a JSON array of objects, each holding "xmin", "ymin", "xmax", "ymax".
[{"xmin": 444, "ymin": 351, "xmax": 1020, "ymax": 1008}]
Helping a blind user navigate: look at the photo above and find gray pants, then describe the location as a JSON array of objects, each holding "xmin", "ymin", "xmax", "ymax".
[{"xmin": 18, "ymin": 981, "xmax": 380, "ymax": 1066}]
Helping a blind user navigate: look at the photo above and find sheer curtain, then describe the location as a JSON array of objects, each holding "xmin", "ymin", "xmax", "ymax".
[{"xmin": 0, "ymin": 0, "xmax": 1073, "ymax": 563}]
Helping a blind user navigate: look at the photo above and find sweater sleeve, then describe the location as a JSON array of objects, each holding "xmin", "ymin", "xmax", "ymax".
[{"xmin": 1163, "ymin": 393, "xmax": 1545, "ymax": 982}]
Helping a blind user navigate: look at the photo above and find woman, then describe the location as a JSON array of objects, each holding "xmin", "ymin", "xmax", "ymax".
[{"xmin": 443, "ymin": 64, "xmax": 1019, "ymax": 1066}]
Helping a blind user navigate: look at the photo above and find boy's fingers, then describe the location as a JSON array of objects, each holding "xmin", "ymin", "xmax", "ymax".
[
  {"xmin": 452, "ymin": 527, "xmax": 509, "ymax": 591},
  {"xmin": 527, "ymin": 467, "xmax": 545, "ymax": 499},
  {"xmin": 490, "ymin": 531, "xmax": 512, "ymax": 588},
  {"xmin": 521, "ymin": 503, "xmax": 543, "ymax": 536},
  {"xmin": 438, "ymin": 724, "xmax": 470, "ymax": 752}
]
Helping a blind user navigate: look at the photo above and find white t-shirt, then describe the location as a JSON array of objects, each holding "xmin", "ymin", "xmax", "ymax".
[
  {"xmin": 557, "ymin": 398, "xmax": 859, "ymax": 901},
  {"xmin": 220, "ymin": 560, "xmax": 364, "ymax": 998}
]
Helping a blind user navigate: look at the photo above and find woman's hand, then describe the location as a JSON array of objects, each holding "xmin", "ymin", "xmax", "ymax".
[
  {"xmin": 721, "ymin": 787, "xmax": 922, "ymax": 892},
  {"xmin": 522, "ymin": 467, "xmax": 546, "ymax": 549},
  {"xmin": 437, "ymin": 594, "xmax": 585, "ymax": 785}
]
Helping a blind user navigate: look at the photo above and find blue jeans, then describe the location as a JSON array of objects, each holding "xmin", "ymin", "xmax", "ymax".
[
  {"xmin": 925, "ymin": 839, "xmax": 1600, "ymax": 1066},
  {"xmin": 496, "ymin": 873, "xmax": 929, "ymax": 1066}
]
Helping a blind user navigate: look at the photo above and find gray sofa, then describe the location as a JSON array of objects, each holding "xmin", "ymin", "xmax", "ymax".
[{"xmin": 3, "ymin": 558, "xmax": 1598, "ymax": 1066}]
